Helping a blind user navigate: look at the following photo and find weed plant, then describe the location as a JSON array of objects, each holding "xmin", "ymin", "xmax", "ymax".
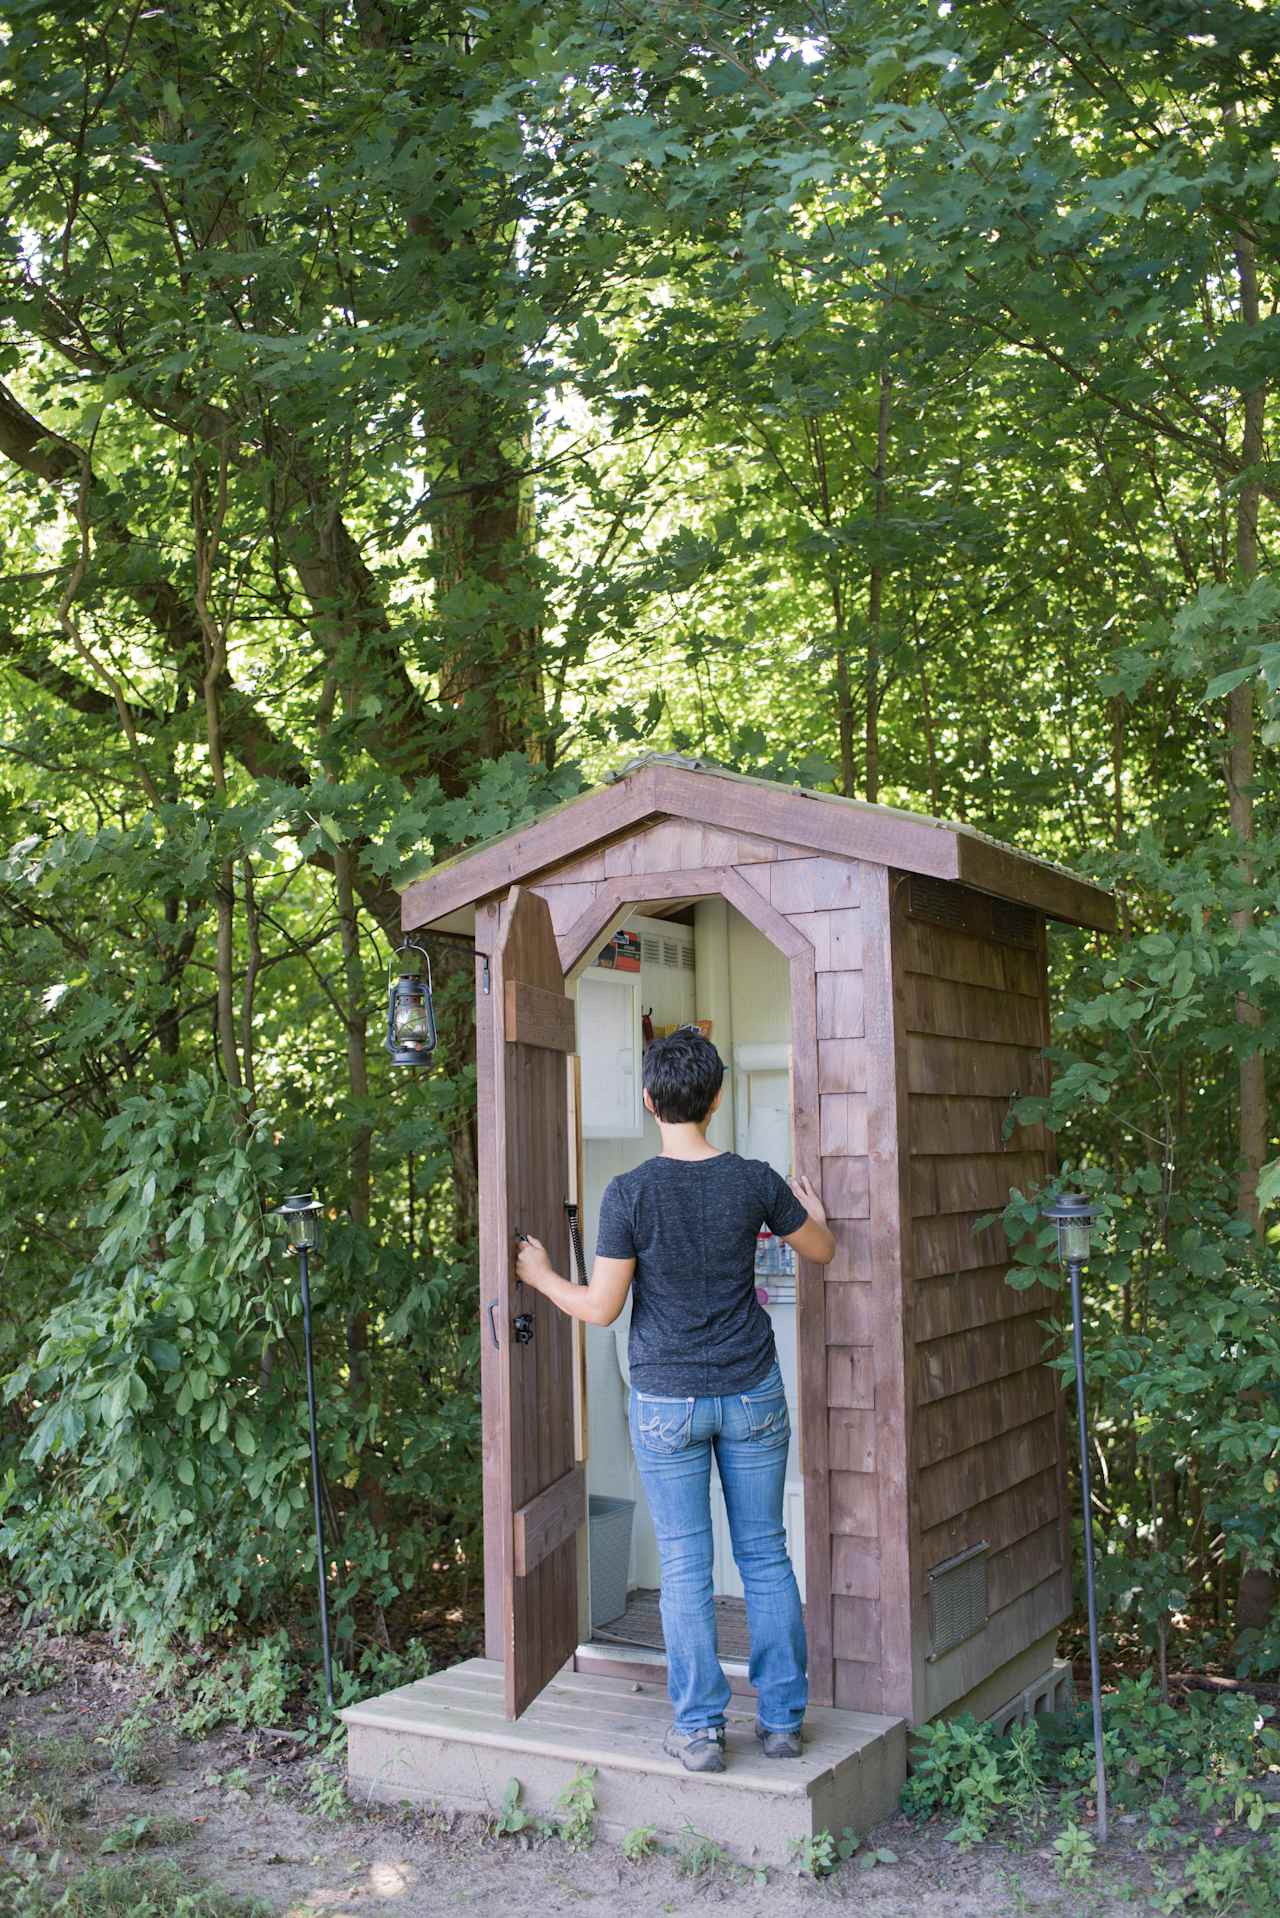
[
  {"xmin": 98, "ymin": 1813, "xmax": 192, "ymax": 1854},
  {"xmin": 304, "ymin": 1758, "xmax": 349, "ymax": 1821},
  {"xmin": 905, "ymin": 1682, "xmax": 1280, "ymax": 1909},
  {"xmin": 554, "ymin": 1766, "xmax": 597, "ymax": 1852},
  {"xmin": 104, "ymin": 1704, "xmax": 158, "ymax": 1784},
  {"xmin": 674, "ymin": 1825, "xmax": 732, "ymax": 1878}
]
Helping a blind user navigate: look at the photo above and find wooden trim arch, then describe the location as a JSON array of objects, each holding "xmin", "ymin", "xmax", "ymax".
[{"xmin": 550, "ymin": 865, "xmax": 833, "ymax": 1704}]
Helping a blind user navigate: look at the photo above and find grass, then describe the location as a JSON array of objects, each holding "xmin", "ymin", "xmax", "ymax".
[
  {"xmin": 1, "ymin": 1730, "xmax": 98, "ymax": 1845},
  {"xmin": 31, "ymin": 1730, "xmax": 96, "ymax": 1779},
  {"xmin": 1, "ymin": 1858, "xmax": 272, "ymax": 1918}
]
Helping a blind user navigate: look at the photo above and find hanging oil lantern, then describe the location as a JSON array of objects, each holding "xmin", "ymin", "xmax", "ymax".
[{"xmin": 386, "ymin": 941, "xmax": 437, "ymax": 1066}]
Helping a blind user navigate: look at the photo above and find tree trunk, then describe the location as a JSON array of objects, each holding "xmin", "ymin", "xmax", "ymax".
[
  {"xmin": 1228, "ymin": 148, "xmax": 1273, "ymax": 1641},
  {"xmin": 431, "ymin": 399, "xmax": 547, "ymax": 764},
  {"xmin": 865, "ymin": 364, "xmax": 892, "ymax": 805},
  {"xmin": 335, "ymin": 840, "xmax": 388, "ymax": 1546}
]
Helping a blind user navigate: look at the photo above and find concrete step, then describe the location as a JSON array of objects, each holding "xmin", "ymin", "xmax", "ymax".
[{"xmin": 342, "ymin": 1657, "xmax": 906, "ymax": 1864}]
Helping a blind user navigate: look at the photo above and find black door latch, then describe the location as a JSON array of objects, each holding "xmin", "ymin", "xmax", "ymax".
[{"xmin": 512, "ymin": 1227, "xmax": 535, "ymax": 1343}]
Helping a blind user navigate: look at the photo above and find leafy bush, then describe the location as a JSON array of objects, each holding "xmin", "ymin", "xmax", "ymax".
[{"xmin": 0, "ymin": 1073, "xmax": 481, "ymax": 1655}]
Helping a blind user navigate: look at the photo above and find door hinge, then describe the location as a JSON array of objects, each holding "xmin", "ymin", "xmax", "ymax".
[{"xmin": 481, "ymin": 956, "xmax": 491, "ymax": 995}]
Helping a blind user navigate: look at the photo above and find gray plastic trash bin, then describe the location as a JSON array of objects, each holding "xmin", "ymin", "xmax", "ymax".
[{"xmin": 587, "ymin": 1494, "xmax": 634, "ymax": 1629}]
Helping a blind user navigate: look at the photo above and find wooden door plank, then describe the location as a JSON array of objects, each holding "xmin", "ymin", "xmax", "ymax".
[
  {"xmin": 504, "ymin": 979, "xmax": 578, "ymax": 1051},
  {"xmin": 567, "ymin": 1055, "xmax": 588, "ymax": 1465},
  {"xmin": 475, "ymin": 906, "xmax": 505, "ymax": 1663},
  {"xmin": 492, "ymin": 885, "xmax": 581, "ymax": 1719},
  {"xmin": 514, "ymin": 1464, "xmax": 587, "ymax": 1577}
]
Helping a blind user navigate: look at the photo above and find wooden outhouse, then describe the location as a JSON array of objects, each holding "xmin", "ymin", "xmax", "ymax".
[{"xmin": 343, "ymin": 755, "xmax": 1114, "ymax": 1847}]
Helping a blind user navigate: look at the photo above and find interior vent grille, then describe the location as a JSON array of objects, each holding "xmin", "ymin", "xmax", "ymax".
[
  {"xmin": 909, "ymin": 874, "xmax": 967, "ymax": 929},
  {"xmin": 662, "ymin": 939, "xmax": 681, "ymax": 969},
  {"xmin": 927, "ymin": 1542, "xmax": 989, "ymax": 1660},
  {"xmin": 681, "ymin": 945, "xmax": 696, "ymax": 972},
  {"xmin": 992, "ymin": 899, "xmax": 1037, "ymax": 949},
  {"xmin": 641, "ymin": 936, "xmax": 662, "ymax": 966}
]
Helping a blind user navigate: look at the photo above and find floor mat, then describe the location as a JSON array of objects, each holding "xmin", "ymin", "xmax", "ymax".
[{"xmin": 591, "ymin": 1589, "xmax": 753, "ymax": 1662}]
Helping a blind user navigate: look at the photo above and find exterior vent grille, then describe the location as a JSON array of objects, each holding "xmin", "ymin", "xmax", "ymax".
[
  {"xmin": 640, "ymin": 933, "xmax": 694, "ymax": 971},
  {"xmin": 992, "ymin": 899, "xmax": 1037, "ymax": 949},
  {"xmin": 927, "ymin": 1542, "xmax": 989, "ymax": 1660},
  {"xmin": 909, "ymin": 874, "xmax": 966, "ymax": 929}
]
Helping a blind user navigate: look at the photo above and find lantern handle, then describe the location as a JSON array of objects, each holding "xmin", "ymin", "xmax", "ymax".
[{"xmin": 388, "ymin": 939, "xmax": 432, "ymax": 993}]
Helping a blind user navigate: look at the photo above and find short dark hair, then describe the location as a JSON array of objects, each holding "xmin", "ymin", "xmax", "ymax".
[{"xmin": 643, "ymin": 1027, "xmax": 724, "ymax": 1124}]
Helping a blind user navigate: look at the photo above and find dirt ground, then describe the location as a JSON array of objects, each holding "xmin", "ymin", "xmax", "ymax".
[{"xmin": 0, "ymin": 1627, "xmax": 1251, "ymax": 1917}]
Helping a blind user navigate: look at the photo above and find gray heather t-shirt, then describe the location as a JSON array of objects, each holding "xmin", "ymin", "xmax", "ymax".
[{"xmin": 594, "ymin": 1152, "xmax": 808, "ymax": 1397}]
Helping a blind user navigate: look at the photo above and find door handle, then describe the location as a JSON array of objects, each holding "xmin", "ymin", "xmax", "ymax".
[{"xmin": 487, "ymin": 1300, "xmax": 500, "ymax": 1349}]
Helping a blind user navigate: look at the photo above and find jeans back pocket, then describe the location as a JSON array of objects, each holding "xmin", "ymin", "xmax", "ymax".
[
  {"xmin": 740, "ymin": 1371, "xmax": 789, "ymax": 1444},
  {"xmin": 633, "ymin": 1393, "xmax": 695, "ymax": 1455}
]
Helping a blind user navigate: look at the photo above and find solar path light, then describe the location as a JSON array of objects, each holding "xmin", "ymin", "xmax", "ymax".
[
  {"xmin": 1043, "ymin": 1190, "xmax": 1108, "ymax": 1844},
  {"xmin": 273, "ymin": 1191, "xmax": 333, "ymax": 1711}
]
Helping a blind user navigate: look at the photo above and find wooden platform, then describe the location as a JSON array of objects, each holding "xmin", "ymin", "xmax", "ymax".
[{"xmin": 342, "ymin": 1657, "xmax": 906, "ymax": 1863}]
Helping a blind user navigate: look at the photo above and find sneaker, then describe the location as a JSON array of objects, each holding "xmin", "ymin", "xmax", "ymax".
[
  {"xmin": 663, "ymin": 1724, "xmax": 726, "ymax": 1773},
  {"xmin": 755, "ymin": 1721, "xmax": 803, "ymax": 1758}
]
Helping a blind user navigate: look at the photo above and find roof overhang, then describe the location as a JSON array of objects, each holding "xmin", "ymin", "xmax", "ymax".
[{"xmin": 399, "ymin": 759, "xmax": 1116, "ymax": 937}]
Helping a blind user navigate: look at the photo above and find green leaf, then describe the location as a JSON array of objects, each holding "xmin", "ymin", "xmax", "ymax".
[{"xmin": 1203, "ymin": 666, "xmax": 1254, "ymax": 701}]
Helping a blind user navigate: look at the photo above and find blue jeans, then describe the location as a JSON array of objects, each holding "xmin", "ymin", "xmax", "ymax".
[{"xmin": 628, "ymin": 1360, "xmax": 807, "ymax": 1734}]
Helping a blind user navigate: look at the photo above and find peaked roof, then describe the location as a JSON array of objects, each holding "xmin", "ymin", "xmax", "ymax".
[{"xmin": 400, "ymin": 754, "xmax": 1115, "ymax": 935}]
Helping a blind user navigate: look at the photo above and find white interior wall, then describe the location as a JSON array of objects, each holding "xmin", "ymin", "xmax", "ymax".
[
  {"xmin": 580, "ymin": 915, "xmax": 695, "ymax": 1593},
  {"xmin": 577, "ymin": 902, "xmax": 803, "ymax": 1619}
]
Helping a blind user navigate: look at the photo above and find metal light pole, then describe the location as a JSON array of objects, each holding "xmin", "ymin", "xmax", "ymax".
[
  {"xmin": 1043, "ymin": 1192, "xmax": 1107, "ymax": 1844},
  {"xmin": 273, "ymin": 1191, "xmax": 333, "ymax": 1711}
]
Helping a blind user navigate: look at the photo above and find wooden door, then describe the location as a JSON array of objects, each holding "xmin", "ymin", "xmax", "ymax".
[{"xmin": 483, "ymin": 885, "xmax": 584, "ymax": 1719}]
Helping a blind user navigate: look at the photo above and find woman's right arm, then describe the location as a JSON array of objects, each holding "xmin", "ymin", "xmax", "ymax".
[{"xmin": 514, "ymin": 1238, "xmax": 635, "ymax": 1324}]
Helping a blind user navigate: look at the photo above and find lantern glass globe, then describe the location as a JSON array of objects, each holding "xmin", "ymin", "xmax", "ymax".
[
  {"xmin": 276, "ymin": 1192, "xmax": 323, "ymax": 1250},
  {"xmin": 1043, "ymin": 1192, "xmax": 1095, "ymax": 1266},
  {"xmin": 393, "ymin": 986, "xmax": 432, "ymax": 1045},
  {"xmin": 1057, "ymin": 1213, "xmax": 1091, "ymax": 1264}
]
